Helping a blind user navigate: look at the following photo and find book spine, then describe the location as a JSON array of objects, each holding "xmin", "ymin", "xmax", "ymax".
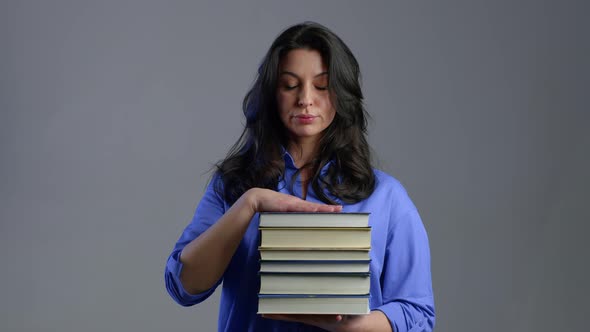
[
  {"xmin": 260, "ymin": 260, "xmax": 371, "ymax": 264},
  {"xmin": 258, "ymin": 294, "xmax": 370, "ymax": 298},
  {"xmin": 259, "ymin": 272, "xmax": 370, "ymax": 276}
]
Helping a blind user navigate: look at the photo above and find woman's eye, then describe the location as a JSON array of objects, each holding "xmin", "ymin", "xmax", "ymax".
[
  {"xmin": 315, "ymin": 86, "xmax": 328, "ymax": 91},
  {"xmin": 281, "ymin": 83, "xmax": 298, "ymax": 90}
]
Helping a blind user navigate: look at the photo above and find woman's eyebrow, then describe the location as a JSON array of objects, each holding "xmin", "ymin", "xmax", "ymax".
[{"xmin": 279, "ymin": 71, "xmax": 328, "ymax": 78}]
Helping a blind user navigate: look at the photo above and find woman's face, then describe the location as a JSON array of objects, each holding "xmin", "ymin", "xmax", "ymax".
[{"xmin": 276, "ymin": 49, "xmax": 336, "ymax": 145}]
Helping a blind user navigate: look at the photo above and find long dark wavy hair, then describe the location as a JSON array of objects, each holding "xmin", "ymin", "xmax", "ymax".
[{"xmin": 215, "ymin": 22, "xmax": 375, "ymax": 205}]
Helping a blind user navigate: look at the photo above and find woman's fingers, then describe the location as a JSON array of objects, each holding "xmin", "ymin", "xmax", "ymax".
[
  {"xmin": 261, "ymin": 314, "xmax": 345, "ymax": 329},
  {"xmin": 262, "ymin": 314, "xmax": 343, "ymax": 322},
  {"xmin": 250, "ymin": 188, "xmax": 342, "ymax": 213},
  {"xmin": 284, "ymin": 198, "xmax": 341, "ymax": 212}
]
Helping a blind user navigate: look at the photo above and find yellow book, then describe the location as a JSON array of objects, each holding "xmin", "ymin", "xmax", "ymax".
[
  {"xmin": 259, "ymin": 272, "xmax": 370, "ymax": 295},
  {"xmin": 259, "ymin": 227, "xmax": 371, "ymax": 248},
  {"xmin": 258, "ymin": 247, "xmax": 371, "ymax": 261},
  {"xmin": 259, "ymin": 212, "xmax": 370, "ymax": 228}
]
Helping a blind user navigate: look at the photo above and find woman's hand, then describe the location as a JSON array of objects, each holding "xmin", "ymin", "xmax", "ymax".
[
  {"xmin": 261, "ymin": 314, "xmax": 365, "ymax": 332},
  {"xmin": 244, "ymin": 188, "xmax": 342, "ymax": 213},
  {"xmin": 261, "ymin": 311, "xmax": 392, "ymax": 332}
]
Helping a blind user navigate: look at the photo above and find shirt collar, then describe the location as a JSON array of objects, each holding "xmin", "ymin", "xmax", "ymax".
[
  {"xmin": 281, "ymin": 146, "xmax": 334, "ymax": 173},
  {"xmin": 281, "ymin": 146, "xmax": 298, "ymax": 170},
  {"xmin": 279, "ymin": 146, "xmax": 341, "ymax": 204}
]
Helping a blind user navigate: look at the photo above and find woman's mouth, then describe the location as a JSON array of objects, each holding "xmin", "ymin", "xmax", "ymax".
[{"xmin": 294, "ymin": 115, "xmax": 317, "ymax": 124}]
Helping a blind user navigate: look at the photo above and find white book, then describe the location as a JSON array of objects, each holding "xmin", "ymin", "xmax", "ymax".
[
  {"xmin": 258, "ymin": 294, "xmax": 370, "ymax": 315},
  {"xmin": 259, "ymin": 272, "xmax": 370, "ymax": 295},
  {"xmin": 260, "ymin": 212, "xmax": 370, "ymax": 228},
  {"xmin": 259, "ymin": 248, "xmax": 370, "ymax": 261},
  {"xmin": 260, "ymin": 260, "xmax": 371, "ymax": 273}
]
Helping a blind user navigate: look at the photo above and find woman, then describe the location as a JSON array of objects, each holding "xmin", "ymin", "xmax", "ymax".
[{"xmin": 165, "ymin": 22, "xmax": 435, "ymax": 332}]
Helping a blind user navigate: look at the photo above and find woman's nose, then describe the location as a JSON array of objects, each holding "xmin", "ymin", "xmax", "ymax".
[
  {"xmin": 297, "ymin": 86, "xmax": 313, "ymax": 107},
  {"xmin": 297, "ymin": 99, "xmax": 312, "ymax": 107}
]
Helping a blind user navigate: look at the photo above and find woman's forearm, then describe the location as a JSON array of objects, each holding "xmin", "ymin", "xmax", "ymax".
[
  {"xmin": 178, "ymin": 187, "xmax": 341, "ymax": 294},
  {"xmin": 178, "ymin": 189, "xmax": 256, "ymax": 294}
]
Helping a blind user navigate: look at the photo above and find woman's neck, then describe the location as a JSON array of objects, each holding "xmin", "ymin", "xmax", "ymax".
[
  {"xmin": 287, "ymin": 138, "xmax": 320, "ymax": 200},
  {"xmin": 287, "ymin": 140, "xmax": 319, "ymax": 169}
]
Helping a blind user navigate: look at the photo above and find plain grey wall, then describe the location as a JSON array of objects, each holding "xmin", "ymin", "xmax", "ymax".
[{"xmin": 1, "ymin": 1, "xmax": 588, "ymax": 331}]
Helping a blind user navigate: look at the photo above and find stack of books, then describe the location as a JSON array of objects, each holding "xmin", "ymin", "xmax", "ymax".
[{"xmin": 257, "ymin": 212, "xmax": 371, "ymax": 315}]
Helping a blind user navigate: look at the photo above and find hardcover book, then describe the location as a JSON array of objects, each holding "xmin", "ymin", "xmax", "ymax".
[
  {"xmin": 259, "ymin": 227, "xmax": 371, "ymax": 248},
  {"xmin": 258, "ymin": 294, "xmax": 370, "ymax": 315},
  {"xmin": 259, "ymin": 212, "xmax": 370, "ymax": 228},
  {"xmin": 258, "ymin": 247, "xmax": 370, "ymax": 261},
  {"xmin": 260, "ymin": 260, "xmax": 371, "ymax": 273},
  {"xmin": 259, "ymin": 272, "xmax": 370, "ymax": 295}
]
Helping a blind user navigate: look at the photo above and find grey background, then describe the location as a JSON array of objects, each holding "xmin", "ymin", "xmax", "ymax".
[{"xmin": 1, "ymin": 1, "xmax": 588, "ymax": 331}]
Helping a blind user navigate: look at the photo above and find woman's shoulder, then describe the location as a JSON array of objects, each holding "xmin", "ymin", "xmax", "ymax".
[
  {"xmin": 201, "ymin": 172, "xmax": 227, "ymax": 202},
  {"xmin": 370, "ymin": 168, "xmax": 416, "ymax": 209},
  {"xmin": 372, "ymin": 168, "xmax": 406, "ymax": 192}
]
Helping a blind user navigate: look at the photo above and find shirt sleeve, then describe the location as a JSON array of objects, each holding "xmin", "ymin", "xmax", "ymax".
[
  {"xmin": 375, "ymin": 197, "xmax": 436, "ymax": 331},
  {"xmin": 164, "ymin": 175, "xmax": 227, "ymax": 307}
]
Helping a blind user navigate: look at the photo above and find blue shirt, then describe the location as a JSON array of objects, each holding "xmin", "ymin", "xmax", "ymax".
[{"xmin": 165, "ymin": 151, "xmax": 435, "ymax": 332}]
